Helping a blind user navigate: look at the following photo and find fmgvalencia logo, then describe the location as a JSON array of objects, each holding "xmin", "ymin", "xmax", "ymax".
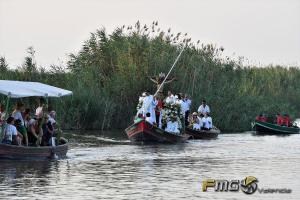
[
  {"xmin": 240, "ymin": 176, "xmax": 258, "ymax": 194},
  {"xmin": 202, "ymin": 176, "xmax": 292, "ymax": 195}
]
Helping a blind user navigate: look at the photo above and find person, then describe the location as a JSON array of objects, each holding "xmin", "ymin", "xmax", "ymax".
[
  {"xmin": 2, "ymin": 117, "xmax": 23, "ymax": 145},
  {"xmin": 11, "ymin": 102, "xmax": 25, "ymax": 126},
  {"xmin": 0, "ymin": 104, "xmax": 6, "ymax": 126},
  {"xmin": 48, "ymin": 111, "xmax": 57, "ymax": 126},
  {"xmin": 15, "ymin": 119, "xmax": 28, "ymax": 146},
  {"xmin": 155, "ymin": 96, "xmax": 163, "ymax": 128},
  {"xmin": 141, "ymin": 92, "xmax": 156, "ymax": 119},
  {"xmin": 206, "ymin": 113, "xmax": 213, "ymax": 129},
  {"xmin": 27, "ymin": 118, "xmax": 38, "ymax": 145},
  {"xmin": 255, "ymin": 114, "xmax": 267, "ymax": 122},
  {"xmin": 165, "ymin": 115, "xmax": 180, "ymax": 134},
  {"xmin": 36, "ymin": 98, "xmax": 45, "ymax": 119},
  {"xmin": 282, "ymin": 114, "xmax": 291, "ymax": 127},
  {"xmin": 275, "ymin": 113, "xmax": 283, "ymax": 126},
  {"xmin": 182, "ymin": 94, "xmax": 192, "ymax": 126},
  {"xmin": 165, "ymin": 91, "xmax": 175, "ymax": 105},
  {"xmin": 199, "ymin": 113, "xmax": 209, "ymax": 130},
  {"xmin": 145, "ymin": 112, "xmax": 157, "ymax": 126},
  {"xmin": 42, "ymin": 115, "xmax": 54, "ymax": 146},
  {"xmin": 190, "ymin": 112, "xmax": 202, "ymax": 130},
  {"xmin": 197, "ymin": 99, "xmax": 210, "ymax": 115}
]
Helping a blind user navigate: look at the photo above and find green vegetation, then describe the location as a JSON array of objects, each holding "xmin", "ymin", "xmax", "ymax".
[{"xmin": 1, "ymin": 21, "xmax": 300, "ymax": 132}]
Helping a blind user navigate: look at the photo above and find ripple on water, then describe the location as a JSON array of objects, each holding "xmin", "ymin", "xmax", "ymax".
[{"xmin": 0, "ymin": 132, "xmax": 299, "ymax": 200}]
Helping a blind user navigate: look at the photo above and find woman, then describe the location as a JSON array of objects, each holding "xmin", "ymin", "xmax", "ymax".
[{"xmin": 12, "ymin": 102, "xmax": 25, "ymax": 126}]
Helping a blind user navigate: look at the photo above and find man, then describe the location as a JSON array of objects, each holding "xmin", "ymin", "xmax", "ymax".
[
  {"xmin": 182, "ymin": 94, "xmax": 192, "ymax": 126},
  {"xmin": 197, "ymin": 99, "xmax": 210, "ymax": 115}
]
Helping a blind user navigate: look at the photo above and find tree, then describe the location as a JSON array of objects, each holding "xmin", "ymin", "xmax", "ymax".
[{"xmin": 0, "ymin": 56, "xmax": 8, "ymax": 71}]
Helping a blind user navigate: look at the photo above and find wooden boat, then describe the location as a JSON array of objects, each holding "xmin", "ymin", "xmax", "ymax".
[
  {"xmin": 185, "ymin": 126, "xmax": 220, "ymax": 139},
  {"xmin": 0, "ymin": 80, "xmax": 73, "ymax": 159},
  {"xmin": 0, "ymin": 143, "xmax": 68, "ymax": 160},
  {"xmin": 252, "ymin": 121, "xmax": 300, "ymax": 135},
  {"xmin": 125, "ymin": 120, "xmax": 190, "ymax": 143}
]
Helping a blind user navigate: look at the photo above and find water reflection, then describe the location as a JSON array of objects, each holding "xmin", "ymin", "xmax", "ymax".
[{"xmin": 0, "ymin": 132, "xmax": 299, "ymax": 200}]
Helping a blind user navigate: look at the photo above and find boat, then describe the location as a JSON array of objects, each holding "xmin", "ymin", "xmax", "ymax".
[
  {"xmin": 252, "ymin": 120, "xmax": 300, "ymax": 135},
  {"xmin": 125, "ymin": 119, "xmax": 190, "ymax": 143},
  {"xmin": 0, "ymin": 143, "xmax": 68, "ymax": 160},
  {"xmin": 185, "ymin": 126, "xmax": 220, "ymax": 139},
  {"xmin": 0, "ymin": 80, "xmax": 72, "ymax": 159}
]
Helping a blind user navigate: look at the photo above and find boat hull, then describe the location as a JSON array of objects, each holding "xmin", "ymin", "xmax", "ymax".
[
  {"xmin": 185, "ymin": 127, "xmax": 220, "ymax": 139},
  {"xmin": 252, "ymin": 121, "xmax": 300, "ymax": 135},
  {"xmin": 125, "ymin": 120, "xmax": 189, "ymax": 143},
  {"xmin": 0, "ymin": 143, "xmax": 68, "ymax": 160}
]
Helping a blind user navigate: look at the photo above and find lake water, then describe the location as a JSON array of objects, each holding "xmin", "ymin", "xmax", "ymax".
[{"xmin": 0, "ymin": 131, "xmax": 299, "ymax": 200}]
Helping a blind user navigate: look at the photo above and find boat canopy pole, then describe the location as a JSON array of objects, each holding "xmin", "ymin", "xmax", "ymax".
[{"xmin": 153, "ymin": 46, "xmax": 185, "ymax": 97}]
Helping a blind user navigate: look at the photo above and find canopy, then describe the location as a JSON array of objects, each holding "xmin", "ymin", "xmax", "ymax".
[{"xmin": 0, "ymin": 80, "xmax": 73, "ymax": 98}]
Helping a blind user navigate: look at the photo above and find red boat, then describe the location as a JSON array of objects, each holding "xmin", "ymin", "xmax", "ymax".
[
  {"xmin": 0, "ymin": 143, "xmax": 68, "ymax": 160},
  {"xmin": 125, "ymin": 120, "xmax": 190, "ymax": 143}
]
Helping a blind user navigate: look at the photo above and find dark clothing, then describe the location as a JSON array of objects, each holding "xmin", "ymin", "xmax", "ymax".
[
  {"xmin": 42, "ymin": 122, "xmax": 53, "ymax": 146},
  {"xmin": 185, "ymin": 110, "xmax": 190, "ymax": 126}
]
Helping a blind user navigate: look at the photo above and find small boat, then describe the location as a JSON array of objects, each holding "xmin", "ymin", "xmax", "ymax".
[
  {"xmin": 0, "ymin": 80, "xmax": 72, "ymax": 159},
  {"xmin": 125, "ymin": 120, "xmax": 190, "ymax": 143},
  {"xmin": 0, "ymin": 143, "xmax": 68, "ymax": 160},
  {"xmin": 252, "ymin": 121, "xmax": 300, "ymax": 135},
  {"xmin": 185, "ymin": 126, "xmax": 220, "ymax": 139}
]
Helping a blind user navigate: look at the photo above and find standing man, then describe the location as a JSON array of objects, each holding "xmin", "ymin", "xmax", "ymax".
[
  {"xmin": 182, "ymin": 94, "xmax": 192, "ymax": 126},
  {"xmin": 197, "ymin": 99, "xmax": 210, "ymax": 115}
]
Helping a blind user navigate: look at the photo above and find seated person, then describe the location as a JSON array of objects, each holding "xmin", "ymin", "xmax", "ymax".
[
  {"xmin": 145, "ymin": 113, "xmax": 157, "ymax": 126},
  {"xmin": 201, "ymin": 114, "xmax": 209, "ymax": 130},
  {"xmin": 2, "ymin": 117, "xmax": 23, "ymax": 145},
  {"xmin": 275, "ymin": 113, "xmax": 283, "ymax": 126},
  {"xmin": 255, "ymin": 114, "xmax": 267, "ymax": 122},
  {"xmin": 206, "ymin": 113, "xmax": 213, "ymax": 129},
  {"xmin": 282, "ymin": 114, "xmax": 291, "ymax": 127},
  {"xmin": 42, "ymin": 115, "xmax": 54, "ymax": 146},
  {"xmin": 15, "ymin": 119, "xmax": 29, "ymax": 146},
  {"xmin": 190, "ymin": 112, "xmax": 202, "ymax": 130},
  {"xmin": 165, "ymin": 116, "xmax": 180, "ymax": 134},
  {"xmin": 27, "ymin": 118, "xmax": 41, "ymax": 146}
]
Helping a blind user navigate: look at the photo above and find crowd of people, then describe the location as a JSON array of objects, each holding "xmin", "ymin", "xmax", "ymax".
[
  {"xmin": 136, "ymin": 90, "xmax": 213, "ymax": 134},
  {"xmin": 0, "ymin": 98, "xmax": 58, "ymax": 146},
  {"xmin": 255, "ymin": 113, "xmax": 292, "ymax": 127}
]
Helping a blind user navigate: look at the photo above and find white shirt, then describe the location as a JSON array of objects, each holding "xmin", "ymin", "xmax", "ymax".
[
  {"xmin": 146, "ymin": 116, "xmax": 156, "ymax": 125},
  {"xmin": 165, "ymin": 121, "xmax": 180, "ymax": 134},
  {"xmin": 197, "ymin": 104, "xmax": 210, "ymax": 114},
  {"xmin": 3, "ymin": 124, "xmax": 17, "ymax": 142},
  {"xmin": 202, "ymin": 117, "xmax": 210, "ymax": 129},
  {"xmin": 12, "ymin": 111, "xmax": 24, "ymax": 126},
  {"xmin": 181, "ymin": 100, "xmax": 191, "ymax": 113},
  {"xmin": 207, "ymin": 116, "xmax": 213, "ymax": 128}
]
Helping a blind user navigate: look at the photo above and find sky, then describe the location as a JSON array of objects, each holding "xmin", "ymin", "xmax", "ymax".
[{"xmin": 0, "ymin": 0, "xmax": 299, "ymax": 68}]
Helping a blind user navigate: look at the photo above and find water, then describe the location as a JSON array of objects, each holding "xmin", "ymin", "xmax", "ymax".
[{"xmin": 0, "ymin": 131, "xmax": 299, "ymax": 200}]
